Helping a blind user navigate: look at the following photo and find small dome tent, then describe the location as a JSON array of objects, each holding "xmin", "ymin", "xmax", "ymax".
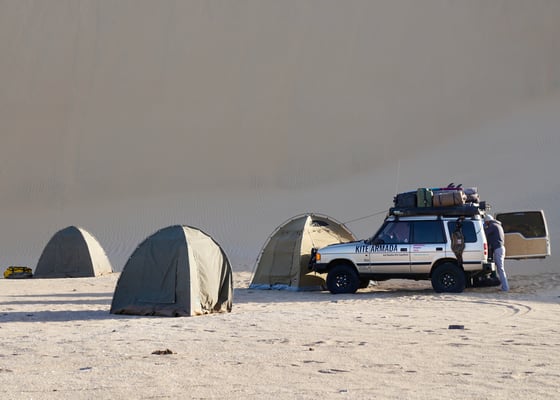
[
  {"xmin": 110, "ymin": 225, "xmax": 233, "ymax": 317},
  {"xmin": 250, "ymin": 213, "xmax": 356, "ymax": 291},
  {"xmin": 34, "ymin": 226, "xmax": 113, "ymax": 278}
]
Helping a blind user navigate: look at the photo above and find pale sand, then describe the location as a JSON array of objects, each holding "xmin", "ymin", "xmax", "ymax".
[{"xmin": 1, "ymin": 272, "xmax": 559, "ymax": 399}]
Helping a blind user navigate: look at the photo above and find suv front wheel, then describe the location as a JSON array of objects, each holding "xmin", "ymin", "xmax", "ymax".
[
  {"xmin": 327, "ymin": 264, "xmax": 359, "ymax": 294},
  {"xmin": 431, "ymin": 262, "xmax": 466, "ymax": 293}
]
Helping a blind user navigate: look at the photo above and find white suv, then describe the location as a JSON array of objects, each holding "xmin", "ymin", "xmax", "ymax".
[
  {"xmin": 309, "ymin": 209, "xmax": 550, "ymax": 294},
  {"xmin": 309, "ymin": 206, "xmax": 550, "ymax": 293}
]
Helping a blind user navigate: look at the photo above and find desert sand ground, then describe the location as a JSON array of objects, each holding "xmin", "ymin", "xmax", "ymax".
[{"xmin": 1, "ymin": 271, "xmax": 559, "ymax": 400}]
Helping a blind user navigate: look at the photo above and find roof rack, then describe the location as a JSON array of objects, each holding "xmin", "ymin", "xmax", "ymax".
[{"xmin": 389, "ymin": 202, "xmax": 486, "ymax": 218}]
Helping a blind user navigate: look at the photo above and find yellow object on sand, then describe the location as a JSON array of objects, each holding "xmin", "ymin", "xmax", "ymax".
[{"xmin": 3, "ymin": 266, "xmax": 33, "ymax": 279}]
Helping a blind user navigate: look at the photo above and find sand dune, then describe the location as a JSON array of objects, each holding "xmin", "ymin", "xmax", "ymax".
[{"xmin": 1, "ymin": 1, "xmax": 559, "ymax": 273}]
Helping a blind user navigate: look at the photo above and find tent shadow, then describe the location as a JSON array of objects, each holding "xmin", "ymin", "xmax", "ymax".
[
  {"xmin": 4, "ymin": 292, "xmax": 113, "ymax": 298},
  {"xmin": 1, "ymin": 292, "xmax": 114, "ymax": 307},
  {"xmin": 0, "ymin": 291, "xmax": 128, "ymax": 323},
  {"xmin": 0, "ymin": 309, "xmax": 121, "ymax": 323},
  {"xmin": 233, "ymin": 285, "xmax": 436, "ymax": 304}
]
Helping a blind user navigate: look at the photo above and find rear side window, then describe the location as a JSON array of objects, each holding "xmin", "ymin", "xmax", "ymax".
[
  {"xmin": 411, "ymin": 221, "xmax": 445, "ymax": 244},
  {"xmin": 447, "ymin": 220, "xmax": 477, "ymax": 243}
]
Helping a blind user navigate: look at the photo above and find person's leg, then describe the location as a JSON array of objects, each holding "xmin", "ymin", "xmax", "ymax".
[{"xmin": 494, "ymin": 247, "xmax": 509, "ymax": 291}]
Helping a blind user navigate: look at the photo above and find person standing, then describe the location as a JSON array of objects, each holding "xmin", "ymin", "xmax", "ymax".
[{"xmin": 484, "ymin": 214, "xmax": 509, "ymax": 291}]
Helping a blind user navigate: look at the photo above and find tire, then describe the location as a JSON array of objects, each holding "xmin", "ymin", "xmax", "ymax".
[
  {"xmin": 431, "ymin": 262, "xmax": 466, "ymax": 293},
  {"xmin": 326, "ymin": 264, "xmax": 360, "ymax": 294},
  {"xmin": 359, "ymin": 279, "xmax": 371, "ymax": 289},
  {"xmin": 465, "ymin": 273, "xmax": 473, "ymax": 288}
]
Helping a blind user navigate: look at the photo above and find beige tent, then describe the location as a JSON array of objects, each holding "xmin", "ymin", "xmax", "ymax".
[
  {"xmin": 34, "ymin": 226, "xmax": 113, "ymax": 278},
  {"xmin": 250, "ymin": 214, "xmax": 356, "ymax": 291},
  {"xmin": 110, "ymin": 225, "xmax": 232, "ymax": 317}
]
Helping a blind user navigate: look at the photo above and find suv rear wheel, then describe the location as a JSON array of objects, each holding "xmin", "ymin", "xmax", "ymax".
[
  {"xmin": 327, "ymin": 264, "xmax": 359, "ymax": 294},
  {"xmin": 431, "ymin": 262, "xmax": 466, "ymax": 293}
]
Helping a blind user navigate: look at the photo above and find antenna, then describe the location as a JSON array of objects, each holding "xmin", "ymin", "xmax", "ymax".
[{"xmin": 394, "ymin": 159, "xmax": 401, "ymax": 194}]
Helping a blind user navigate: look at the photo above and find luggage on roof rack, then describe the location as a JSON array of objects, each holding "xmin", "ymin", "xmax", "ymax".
[
  {"xmin": 433, "ymin": 190, "xmax": 466, "ymax": 207},
  {"xmin": 392, "ymin": 185, "xmax": 487, "ymax": 217},
  {"xmin": 417, "ymin": 188, "xmax": 434, "ymax": 207},
  {"xmin": 393, "ymin": 191, "xmax": 417, "ymax": 208}
]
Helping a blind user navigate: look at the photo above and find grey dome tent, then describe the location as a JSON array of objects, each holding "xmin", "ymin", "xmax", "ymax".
[
  {"xmin": 250, "ymin": 213, "xmax": 356, "ymax": 291},
  {"xmin": 110, "ymin": 225, "xmax": 233, "ymax": 317},
  {"xmin": 34, "ymin": 226, "xmax": 113, "ymax": 278}
]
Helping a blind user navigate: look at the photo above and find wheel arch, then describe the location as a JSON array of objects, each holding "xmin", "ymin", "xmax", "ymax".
[
  {"xmin": 327, "ymin": 259, "xmax": 359, "ymax": 274},
  {"xmin": 430, "ymin": 258, "xmax": 461, "ymax": 277}
]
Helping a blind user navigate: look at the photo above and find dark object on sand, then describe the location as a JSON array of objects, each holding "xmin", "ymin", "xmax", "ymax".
[
  {"xmin": 152, "ymin": 349, "xmax": 174, "ymax": 355},
  {"xmin": 472, "ymin": 275, "xmax": 501, "ymax": 287}
]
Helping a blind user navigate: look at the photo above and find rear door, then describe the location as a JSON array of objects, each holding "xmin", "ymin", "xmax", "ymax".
[
  {"xmin": 446, "ymin": 220, "xmax": 484, "ymax": 268},
  {"xmin": 494, "ymin": 210, "xmax": 550, "ymax": 259},
  {"xmin": 409, "ymin": 220, "xmax": 446, "ymax": 274}
]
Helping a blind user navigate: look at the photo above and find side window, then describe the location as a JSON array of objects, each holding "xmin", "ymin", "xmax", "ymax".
[
  {"xmin": 411, "ymin": 221, "xmax": 445, "ymax": 244},
  {"xmin": 447, "ymin": 221, "xmax": 477, "ymax": 243},
  {"xmin": 375, "ymin": 221, "xmax": 410, "ymax": 244}
]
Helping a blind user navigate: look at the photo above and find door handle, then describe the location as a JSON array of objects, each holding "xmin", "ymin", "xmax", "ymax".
[
  {"xmin": 400, "ymin": 248, "xmax": 408, "ymax": 252},
  {"xmin": 436, "ymin": 247, "xmax": 443, "ymax": 251}
]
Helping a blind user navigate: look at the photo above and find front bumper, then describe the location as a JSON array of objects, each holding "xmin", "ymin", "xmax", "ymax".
[
  {"xmin": 308, "ymin": 248, "xmax": 329, "ymax": 272},
  {"xmin": 311, "ymin": 262, "xmax": 329, "ymax": 273}
]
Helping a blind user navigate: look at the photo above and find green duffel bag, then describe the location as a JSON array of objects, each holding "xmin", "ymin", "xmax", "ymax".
[{"xmin": 417, "ymin": 188, "xmax": 433, "ymax": 207}]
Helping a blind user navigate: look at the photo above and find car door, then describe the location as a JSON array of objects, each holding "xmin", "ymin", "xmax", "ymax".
[
  {"xmin": 368, "ymin": 221, "xmax": 411, "ymax": 273},
  {"xmin": 494, "ymin": 210, "xmax": 550, "ymax": 259},
  {"xmin": 409, "ymin": 220, "xmax": 446, "ymax": 274},
  {"xmin": 446, "ymin": 219, "xmax": 483, "ymax": 267}
]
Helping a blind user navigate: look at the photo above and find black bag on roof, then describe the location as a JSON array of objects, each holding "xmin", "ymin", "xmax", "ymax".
[{"xmin": 393, "ymin": 191, "xmax": 417, "ymax": 208}]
